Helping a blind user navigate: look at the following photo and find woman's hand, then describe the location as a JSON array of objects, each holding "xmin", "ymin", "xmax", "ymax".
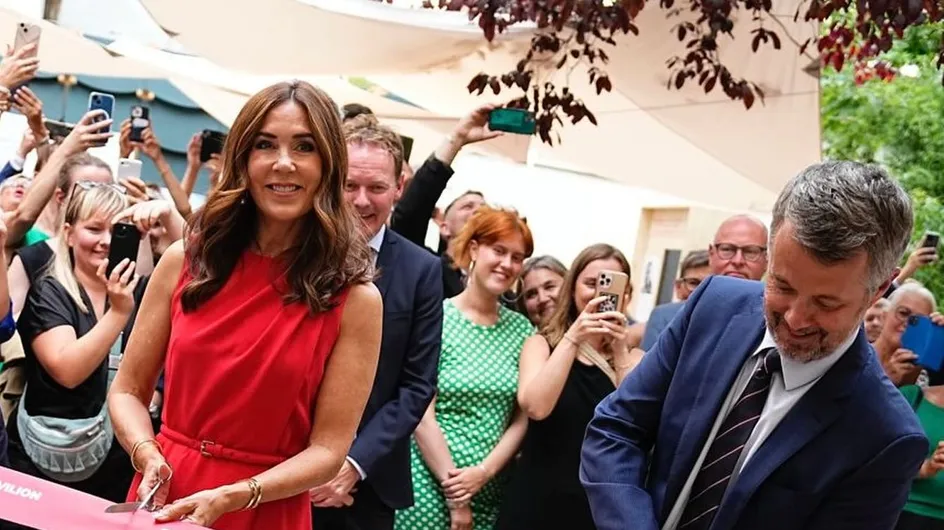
[
  {"xmin": 442, "ymin": 465, "xmax": 490, "ymax": 503},
  {"xmin": 564, "ymin": 296, "xmax": 626, "ymax": 345},
  {"xmin": 920, "ymin": 442, "xmax": 944, "ymax": 479},
  {"xmin": 185, "ymin": 132, "xmax": 202, "ymax": 171},
  {"xmin": 113, "ymin": 200, "xmax": 172, "ymax": 236},
  {"xmin": 12, "ymin": 87, "xmax": 45, "ymax": 139},
  {"xmin": 136, "ymin": 456, "xmax": 172, "ymax": 510},
  {"xmin": 0, "ymin": 44, "xmax": 39, "ymax": 90},
  {"xmin": 133, "ymin": 128, "xmax": 164, "ymax": 162},
  {"xmin": 448, "ymin": 503, "xmax": 473, "ymax": 530},
  {"xmin": 118, "ymin": 119, "xmax": 133, "ymax": 159},
  {"xmin": 59, "ymin": 109, "xmax": 113, "ymax": 156},
  {"xmin": 153, "ymin": 484, "xmax": 246, "ymax": 527},
  {"xmin": 883, "ymin": 348, "xmax": 921, "ymax": 387},
  {"xmin": 97, "ymin": 257, "xmax": 139, "ymax": 316}
]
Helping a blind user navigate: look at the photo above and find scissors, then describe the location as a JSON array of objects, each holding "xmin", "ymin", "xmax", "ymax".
[{"xmin": 104, "ymin": 479, "xmax": 163, "ymax": 514}]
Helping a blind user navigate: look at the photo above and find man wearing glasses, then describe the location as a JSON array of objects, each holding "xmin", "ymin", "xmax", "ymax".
[{"xmin": 641, "ymin": 216, "xmax": 768, "ymax": 350}]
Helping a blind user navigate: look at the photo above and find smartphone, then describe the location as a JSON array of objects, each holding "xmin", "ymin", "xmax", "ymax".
[
  {"xmin": 902, "ymin": 315, "xmax": 944, "ymax": 371},
  {"xmin": 200, "ymin": 129, "xmax": 227, "ymax": 163},
  {"xmin": 107, "ymin": 223, "xmax": 141, "ymax": 277},
  {"xmin": 399, "ymin": 134, "xmax": 414, "ymax": 162},
  {"xmin": 922, "ymin": 231, "xmax": 940, "ymax": 250},
  {"xmin": 117, "ymin": 158, "xmax": 142, "ymax": 181},
  {"xmin": 87, "ymin": 92, "xmax": 115, "ymax": 145},
  {"xmin": 43, "ymin": 119, "xmax": 74, "ymax": 141},
  {"xmin": 595, "ymin": 270, "xmax": 629, "ymax": 314},
  {"xmin": 129, "ymin": 105, "xmax": 150, "ymax": 142},
  {"xmin": 13, "ymin": 22, "xmax": 40, "ymax": 58},
  {"xmin": 488, "ymin": 108, "xmax": 537, "ymax": 135}
]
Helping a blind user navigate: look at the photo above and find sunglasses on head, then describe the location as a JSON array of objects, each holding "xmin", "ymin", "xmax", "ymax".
[{"xmin": 72, "ymin": 180, "xmax": 126, "ymax": 195}]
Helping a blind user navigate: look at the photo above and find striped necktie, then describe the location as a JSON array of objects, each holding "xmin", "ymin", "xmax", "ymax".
[{"xmin": 678, "ymin": 348, "xmax": 782, "ymax": 530}]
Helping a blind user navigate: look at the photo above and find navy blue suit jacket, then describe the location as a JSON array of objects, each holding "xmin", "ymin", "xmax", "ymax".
[
  {"xmin": 347, "ymin": 229, "xmax": 443, "ymax": 510},
  {"xmin": 641, "ymin": 301, "xmax": 684, "ymax": 351},
  {"xmin": 580, "ymin": 276, "xmax": 928, "ymax": 530}
]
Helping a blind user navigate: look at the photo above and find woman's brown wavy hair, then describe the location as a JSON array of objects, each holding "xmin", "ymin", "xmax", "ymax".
[{"xmin": 181, "ymin": 80, "xmax": 373, "ymax": 314}]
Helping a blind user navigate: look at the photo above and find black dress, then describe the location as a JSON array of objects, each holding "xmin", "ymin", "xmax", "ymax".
[{"xmin": 496, "ymin": 361, "xmax": 616, "ymax": 530}]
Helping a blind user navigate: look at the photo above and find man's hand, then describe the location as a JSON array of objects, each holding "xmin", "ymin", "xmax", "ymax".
[
  {"xmin": 309, "ymin": 460, "xmax": 360, "ymax": 508},
  {"xmin": 452, "ymin": 104, "xmax": 502, "ymax": 146}
]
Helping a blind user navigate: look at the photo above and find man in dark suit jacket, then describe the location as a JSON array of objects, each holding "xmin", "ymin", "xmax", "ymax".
[
  {"xmin": 310, "ymin": 116, "xmax": 442, "ymax": 530},
  {"xmin": 581, "ymin": 161, "xmax": 929, "ymax": 530}
]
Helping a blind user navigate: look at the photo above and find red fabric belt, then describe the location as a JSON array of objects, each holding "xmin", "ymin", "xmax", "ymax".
[{"xmin": 160, "ymin": 425, "xmax": 287, "ymax": 467}]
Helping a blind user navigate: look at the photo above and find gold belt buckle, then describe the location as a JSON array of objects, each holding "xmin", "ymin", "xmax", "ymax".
[{"xmin": 200, "ymin": 440, "xmax": 215, "ymax": 457}]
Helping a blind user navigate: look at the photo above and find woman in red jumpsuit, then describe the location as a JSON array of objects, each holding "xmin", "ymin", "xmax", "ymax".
[{"xmin": 107, "ymin": 80, "xmax": 383, "ymax": 529}]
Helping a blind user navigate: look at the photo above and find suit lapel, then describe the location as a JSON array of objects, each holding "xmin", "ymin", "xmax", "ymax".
[
  {"xmin": 374, "ymin": 230, "xmax": 398, "ymax": 298},
  {"xmin": 662, "ymin": 298, "xmax": 765, "ymax": 514},
  {"xmin": 710, "ymin": 330, "xmax": 867, "ymax": 530}
]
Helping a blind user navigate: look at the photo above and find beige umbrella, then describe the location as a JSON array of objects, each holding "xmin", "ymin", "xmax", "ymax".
[{"xmin": 0, "ymin": 8, "xmax": 161, "ymax": 78}]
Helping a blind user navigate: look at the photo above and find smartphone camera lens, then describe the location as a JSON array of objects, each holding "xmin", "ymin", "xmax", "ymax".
[{"xmin": 909, "ymin": 315, "xmax": 919, "ymax": 326}]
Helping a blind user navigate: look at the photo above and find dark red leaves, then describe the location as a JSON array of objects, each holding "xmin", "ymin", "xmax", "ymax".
[{"xmin": 401, "ymin": 0, "xmax": 935, "ymax": 145}]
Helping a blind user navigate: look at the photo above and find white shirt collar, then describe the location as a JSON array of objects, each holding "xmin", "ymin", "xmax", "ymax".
[
  {"xmin": 753, "ymin": 326, "xmax": 858, "ymax": 391},
  {"xmin": 368, "ymin": 225, "xmax": 385, "ymax": 255}
]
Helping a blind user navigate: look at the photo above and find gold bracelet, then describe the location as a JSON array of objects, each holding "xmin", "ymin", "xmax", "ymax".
[
  {"xmin": 243, "ymin": 478, "xmax": 262, "ymax": 510},
  {"xmin": 130, "ymin": 439, "xmax": 162, "ymax": 473}
]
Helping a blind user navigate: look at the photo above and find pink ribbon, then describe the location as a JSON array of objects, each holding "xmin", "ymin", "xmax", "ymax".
[{"xmin": 0, "ymin": 466, "xmax": 202, "ymax": 529}]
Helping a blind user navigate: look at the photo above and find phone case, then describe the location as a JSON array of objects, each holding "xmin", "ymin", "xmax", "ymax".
[
  {"xmin": 88, "ymin": 92, "xmax": 115, "ymax": 145},
  {"xmin": 117, "ymin": 159, "xmax": 142, "ymax": 181},
  {"xmin": 107, "ymin": 223, "xmax": 141, "ymax": 277},
  {"xmin": 129, "ymin": 106, "xmax": 150, "ymax": 142},
  {"xmin": 200, "ymin": 130, "xmax": 227, "ymax": 162},
  {"xmin": 488, "ymin": 108, "xmax": 537, "ymax": 135},
  {"xmin": 901, "ymin": 315, "xmax": 944, "ymax": 371},
  {"xmin": 595, "ymin": 271, "xmax": 629, "ymax": 314},
  {"xmin": 14, "ymin": 22, "xmax": 40, "ymax": 58},
  {"xmin": 922, "ymin": 231, "xmax": 940, "ymax": 249}
]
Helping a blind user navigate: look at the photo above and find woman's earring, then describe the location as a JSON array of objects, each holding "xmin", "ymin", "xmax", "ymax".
[{"xmin": 469, "ymin": 259, "xmax": 476, "ymax": 273}]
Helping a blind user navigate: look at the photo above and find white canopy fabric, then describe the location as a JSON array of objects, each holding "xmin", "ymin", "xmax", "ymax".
[
  {"xmin": 138, "ymin": 0, "xmax": 533, "ymax": 76},
  {"xmin": 131, "ymin": 0, "xmax": 820, "ymax": 212},
  {"xmin": 0, "ymin": 8, "xmax": 161, "ymax": 78},
  {"xmin": 105, "ymin": 38, "xmax": 531, "ymax": 165}
]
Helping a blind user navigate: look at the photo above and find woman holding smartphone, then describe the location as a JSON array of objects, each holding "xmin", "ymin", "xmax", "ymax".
[
  {"xmin": 6, "ymin": 183, "xmax": 145, "ymax": 502},
  {"xmin": 496, "ymin": 243, "xmax": 640, "ymax": 530}
]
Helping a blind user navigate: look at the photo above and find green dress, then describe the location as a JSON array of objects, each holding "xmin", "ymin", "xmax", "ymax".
[
  {"xmin": 395, "ymin": 300, "xmax": 534, "ymax": 530},
  {"xmin": 900, "ymin": 385, "xmax": 944, "ymax": 521}
]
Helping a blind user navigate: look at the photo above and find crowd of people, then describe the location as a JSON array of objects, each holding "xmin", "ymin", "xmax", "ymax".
[{"xmin": 0, "ymin": 39, "xmax": 941, "ymax": 530}]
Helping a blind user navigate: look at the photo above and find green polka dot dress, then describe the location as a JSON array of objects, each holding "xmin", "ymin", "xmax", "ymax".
[{"xmin": 395, "ymin": 300, "xmax": 534, "ymax": 530}]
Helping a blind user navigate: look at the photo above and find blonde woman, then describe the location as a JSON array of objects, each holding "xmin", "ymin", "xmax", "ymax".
[{"xmin": 6, "ymin": 183, "xmax": 145, "ymax": 502}]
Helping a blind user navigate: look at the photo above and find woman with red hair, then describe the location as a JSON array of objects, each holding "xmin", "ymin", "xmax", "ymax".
[{"xmin": 395, "ymin": 206, "xmax": 535, "ymax": 530}]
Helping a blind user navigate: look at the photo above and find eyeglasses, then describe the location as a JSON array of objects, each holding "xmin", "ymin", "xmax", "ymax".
[
  {"xmin": 676, "ymin": 277, "xmax": 703, "ymax": 290},
  {"xmin": 894, "ymin": 305, "xmax": 917, "ymax": 323},
  {"xmin": 72, "ymin": 180, "xmax": 126, "ymax": 195},
  {"xmin": 711, "ymin": 243, "xmax": 767, "ymax": 262}
]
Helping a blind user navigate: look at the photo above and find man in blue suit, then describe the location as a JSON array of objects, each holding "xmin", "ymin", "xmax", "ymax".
[
  {"xmin": 311, "ymin": 115, "xmax": 443, "ymax": 530},
  {"xmin": 581, "ymin": 161, "xmax": 929, "ymax": 530}
]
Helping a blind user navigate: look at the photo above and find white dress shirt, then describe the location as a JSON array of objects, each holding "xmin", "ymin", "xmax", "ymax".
[
  {"xmin": 662, "ymin": 327, "xmax": 858, "ymax": 530},
  {"xmin": 344, "ymin": 225, "xmax": 385, "ymax": 481}
]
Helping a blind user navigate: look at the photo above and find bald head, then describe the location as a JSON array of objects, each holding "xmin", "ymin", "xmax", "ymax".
[{"xmin": 708, "ymin": 215, "xmax": 769, "ymax": 280}]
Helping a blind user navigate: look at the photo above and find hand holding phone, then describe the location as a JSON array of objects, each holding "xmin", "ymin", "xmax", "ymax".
[
  {"xmin": 129, "ymin": 106, "xmax": 150, "ymax": 143},
  {"xmin": 106, "ymin": 222, "xmax": 142, "ymax": 278},
  {"xmin": 488, "ymin": 108, "xmax": 536, "ymax": 135},
  {"xmin": 87, "ymin": 92, "xmax": 115, "ymax": 145},
  {"xmin": 200, "ymin": 130, "xmax": 227, "ymax": 163},
  {"xmin": 901, "ymin": 314, "xmax": 944, "ymax": 371}
]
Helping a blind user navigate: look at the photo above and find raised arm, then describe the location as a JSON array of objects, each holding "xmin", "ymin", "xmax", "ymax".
[
  {"xmin": 155, "ymin": 281, "xmax": 383, "ymax": 527},
  {"xmin": 579, "ymin": 277, "xmax": 712, "ymax": 530}
]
